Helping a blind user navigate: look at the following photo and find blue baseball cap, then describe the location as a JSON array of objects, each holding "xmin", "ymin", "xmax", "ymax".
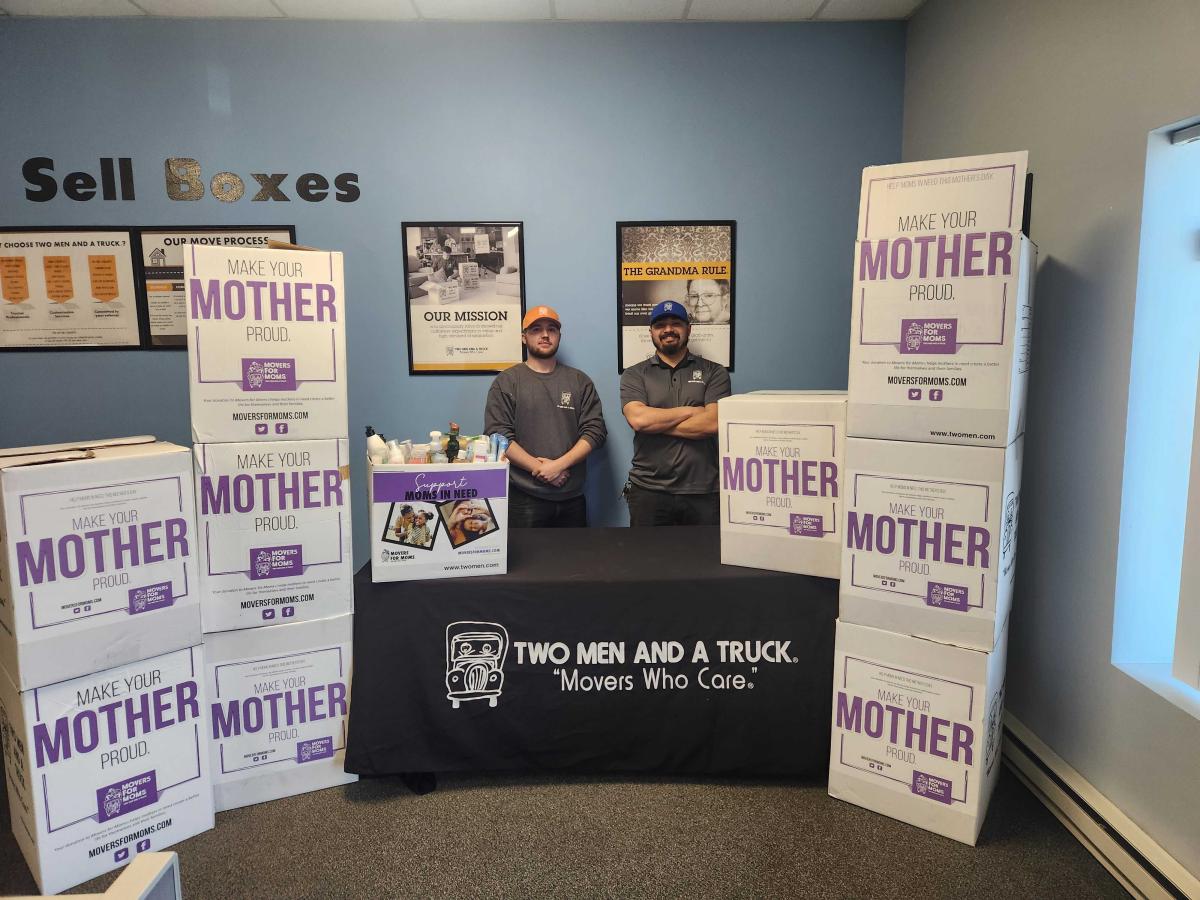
[{"xmin": 650, "ymin": 300, "xmax": 689, "ymax": 325}]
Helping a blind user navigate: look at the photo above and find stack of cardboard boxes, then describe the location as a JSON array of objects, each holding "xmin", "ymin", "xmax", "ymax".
[
  {"xmin": 828, "ymin": 152, "xmax": 1036, "ymax": 844},
  {"xmin": 0, "ymin": 438, "xmax": 214, "ymax": 894},
  {"xmin": 185, "ymin": 244, "xmax": 356, "ymax": 813}
]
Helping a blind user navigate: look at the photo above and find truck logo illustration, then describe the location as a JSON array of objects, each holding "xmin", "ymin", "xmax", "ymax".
[{"xmin": 446, "ymin": 621, "xmax": 508, "ymax": 709}]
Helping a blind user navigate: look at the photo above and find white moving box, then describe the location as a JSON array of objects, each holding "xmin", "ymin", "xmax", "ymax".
[
  {"xmin": 0, "ymin": 645, "xmax": 214, "ymax": 895},
  {"xmin": 828, "ymin": 619, "xmax": 1008, "ymax": 846},
  {"xmin": 204, "ymin": 613, "xmax": 355, "ymax": 812},
  {"xmin": 718, "ymin": 391, "xmax": 846, "ymax": 578},
  {"xmin": 840, "ymin": 435, "xmax": 1023, "ymax": 652},
  {"xmin": 369, "ymin": 460, "xmax": 508, "ymax": 582},
  {"xmin": 184, "ymin": 245, "xmax": 348, "ymax": 443},
  {"xmin": 194, "ymin": 439, "xmax": 353, "ymax": 633},
  {"xmin": 849, "ymin": 152, "xmax": 1035, "ymax": 447},
  {"xmin": 0, "ymin": 438, "xmax": 201, "ymax": 691}
]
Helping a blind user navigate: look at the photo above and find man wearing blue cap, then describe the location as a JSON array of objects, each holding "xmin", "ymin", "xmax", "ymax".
[{"xmin": 619, "ymin": 299, "xmax": 731, "ymax": 526}]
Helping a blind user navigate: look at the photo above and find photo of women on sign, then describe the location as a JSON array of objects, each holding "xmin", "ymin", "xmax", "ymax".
[
  {"xmin": 439, "ymin": 497, "xmax": 500, "ymax": 548},
  {"xmin": 382, "ymin": 502, "xmax": 439, "ymax": 551}
]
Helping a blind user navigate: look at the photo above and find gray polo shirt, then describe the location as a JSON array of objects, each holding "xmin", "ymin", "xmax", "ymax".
[{"xmin": 620, "ymin": 351, "xmax": 731, "ymax": 494}]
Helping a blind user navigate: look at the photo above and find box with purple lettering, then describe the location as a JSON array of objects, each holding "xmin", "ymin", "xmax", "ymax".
[
  {"xmin": 0, "ymin": 437, "xmax": 201, "ymax": 691},
  {"xmin": 839, "ymin": 435, "xmax": 1023, "ymax": 652},
  {"xmin": 185, "ymin": 245, "xmax": 347, "ymax": 443},
  {"xmin": 204, "ymin": 613, "xmax": 355, "ymax": 811},
  {"xmin": 0, "ymin": 645, "xmax": 214, "ymax": 894},
  {"xmin": 848, "ymin": 152, "xmax": 1036, "ymax": 448},
  {"xmin": 718, "ymin": 391, "xmax": 846, "ymax": 579},
  {"xmin": 828, "ymin": 619, "xmax": 1008, "ymax": 845},
  {"xmin": 194, "ymin": 439, "xmax": 353, "ymax": 633}
]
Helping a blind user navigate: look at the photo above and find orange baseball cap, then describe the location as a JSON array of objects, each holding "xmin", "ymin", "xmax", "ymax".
[{"xmin": 522, "ymin": 305, "xmax": 561, "ymax": 330}]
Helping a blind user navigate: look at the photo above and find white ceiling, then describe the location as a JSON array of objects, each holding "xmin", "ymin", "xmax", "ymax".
[{"xmin": 0, "ymin": 0, "xmax": 926, "ymax": 21}]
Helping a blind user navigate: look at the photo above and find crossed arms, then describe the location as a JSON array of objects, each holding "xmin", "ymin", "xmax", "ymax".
[{"xmin": 621, "ymin": 402, "xmax": 718, "ymax": 439}]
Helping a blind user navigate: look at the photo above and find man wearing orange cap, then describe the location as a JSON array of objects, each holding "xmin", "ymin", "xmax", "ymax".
[{"xmin": 484, "ymin": 305, "xmax": 607, "ymax": 527}]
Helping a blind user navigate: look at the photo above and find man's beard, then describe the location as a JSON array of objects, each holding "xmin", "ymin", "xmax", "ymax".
[
  {"xmin": 652, "ymin": 331, "xmax": 688, "ymax": 355},
  {"xmin": 527, "ymin": 342, "xmax": 558, "ymax": 359}
]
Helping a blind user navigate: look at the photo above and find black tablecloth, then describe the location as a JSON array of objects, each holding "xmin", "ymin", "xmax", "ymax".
[{"xmin": 345, "ymin": 527, "xmax": 837, "ymax": 777}]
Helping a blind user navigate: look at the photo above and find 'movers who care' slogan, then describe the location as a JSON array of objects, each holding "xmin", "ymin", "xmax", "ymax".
[{"xmin": 513, "ymin": 638, "xmax": 798, "ymax": 693}]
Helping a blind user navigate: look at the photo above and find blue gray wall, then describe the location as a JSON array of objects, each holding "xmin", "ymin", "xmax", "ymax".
[{"xmin": 0, "ymin": 19, "xmax": 905, "ymax": 561}]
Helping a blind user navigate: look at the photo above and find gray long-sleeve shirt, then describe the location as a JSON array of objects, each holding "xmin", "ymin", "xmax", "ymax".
[{"xmin": 484, "ymin": 362, "xmax": 607, "ymax": 499}]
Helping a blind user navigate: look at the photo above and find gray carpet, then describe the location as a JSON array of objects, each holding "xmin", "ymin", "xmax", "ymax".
[{"xmin": 0, "ymin": 766, "xmax": 1126, "ymax": 898}]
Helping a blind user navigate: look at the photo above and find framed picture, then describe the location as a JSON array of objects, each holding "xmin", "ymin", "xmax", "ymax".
[
  {"xmin": 137, "ymin": 226, "xmax": 296, "ymax": 348},
  {"xmin": 402, "ymin": 221, "xmax": 526, "ymax": 374},
  {"xmin": 0, "ymin": 227, "xmax": 143, "ymax": 350},
  {"xmin": 616, "ymin": 220, "xmax": 736, "ymax": 372}
]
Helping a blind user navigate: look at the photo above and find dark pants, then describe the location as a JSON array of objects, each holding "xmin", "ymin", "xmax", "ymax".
[
  {"xmin": 508, "ymin": 486, "xmax": 588, "ymax": 528},
  {"xmin": 625, "ymin": 483, "xmax": 719, "ymax": 527}
]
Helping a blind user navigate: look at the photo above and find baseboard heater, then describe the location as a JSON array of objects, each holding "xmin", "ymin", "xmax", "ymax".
[{"xmin": 1002, "ymin": 716, "xmax": 1198, "ymax": 900}]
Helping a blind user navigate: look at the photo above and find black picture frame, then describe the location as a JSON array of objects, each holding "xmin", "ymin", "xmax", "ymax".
[
  {"xmin": 136, "ymin": 225, "xmax": 297, "ymax": 349},
  {"xmin": 615, "ymin": 220, "xmax": 737, "ymax": 373},
  {"xmin": 0, "ymin": 226, "xmax": 146, "ymax": 352},
  {"xmin": 401, "ymin": 221, "xmax": 527, "ymax": 375},
  {"xmin": 380, "ymin": 500, "xmax": 441, "ymax": 552},
  {"xmin": 437, "ymin": 495, "xmax": 501, "ymax": 548}
]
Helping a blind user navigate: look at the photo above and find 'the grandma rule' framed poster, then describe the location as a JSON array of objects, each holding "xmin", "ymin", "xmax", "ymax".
[{"xmin": 617, "ymin": 220, "xmax": 736, "ymax": 372}]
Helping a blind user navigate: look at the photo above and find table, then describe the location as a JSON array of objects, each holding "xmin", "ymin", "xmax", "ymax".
[{"xmin": 345, "ymin": 527, "xmax": 838, "ymax": 778}]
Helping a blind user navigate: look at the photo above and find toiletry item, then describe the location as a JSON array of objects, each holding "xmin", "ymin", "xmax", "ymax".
[
  {"xmin": 410, "ymin": 443, "xmax": 430, "ymax": 464},
  {"xmin": 446, "ymin": 422, "xmax": 461, "ymax": 463},
  {"xmin": 489, "ymin": 433, "xmax": 501, "ymax": 462},
  {"xmin": 430, "ymin": 450, "xmax": 448, "ymax": 465},
  {"xmin": 470, "ymin": 438, "xmax": 491, "ymax": 463},
  {"xmin": 385, "ymin": 439, "xmax": 407, "ymax": 464},
  {"xmin": 366, "ymin": 426, "xmax": 387, "ymax": 464},
  {"xmin": 495, "ymin": 435, "xmax": 510, "ymax": 460},
  {"xmin": 429, "ymin": 430, "xmax": 442, "ymax": 452}
]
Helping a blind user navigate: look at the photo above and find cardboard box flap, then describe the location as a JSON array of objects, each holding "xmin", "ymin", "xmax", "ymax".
[{"xmin": 0, "ymin": 435, "xmax": 157, "ymax": 470}]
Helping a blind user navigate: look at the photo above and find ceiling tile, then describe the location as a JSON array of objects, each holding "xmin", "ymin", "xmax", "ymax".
[
  {"xmin": 274, "ymin": 0, "xmax": 418, "ymax": 19},
  {"xmin": 554, "ymin": 0, "xmax": 685, "ymax": 20},
  {"xmin": 414, "ymin": 0, "xmax": 550, "ymax": 19},
  {"xmin": 1, "ymin": 0, "xmax": 143, "ymax": 15},
  {"xmin": 686, "ymin": 0, "xmax": 822, "ymax": 20},
  {"xmin": 815, "ymin": 0, "xmax": 922, "ymax": 19},
  {"xmin": 135, "ymin": 0, "xmax": 283, "ymax": 16}
]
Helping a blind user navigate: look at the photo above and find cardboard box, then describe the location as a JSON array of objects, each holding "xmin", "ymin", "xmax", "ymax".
[
  {"xmin": 856, "ymin": 152, "xmax": 1029, "ymax": 243},
  {"xmin": 457, "ymin": 261, "xmax": 480, "ymax": 290},
  {"xmin": 840, "ymin": 436, "xmax": 1022, "ymax": 652},
  {"xmin": 204, "ymin": 613, "xmax": 356, "ymax": 812},
  {"xmin": 848, "ymin": 233, "xmax": 1035, "ymax": 447},
  {"xmin": 850, "ymin": 151, "xmax": 1033, "ymax": 447},
  {"xmin": 0, "ymin": 437, "xmax": 201, "ymax": 691},
  {"xmin": 369, "ymin": 460, "xmax": 508, "ymax": 582},
  {"xmin": 0, "ymin": 645, "xmax": 214, "ymax": 895},
  {"xmin": 184, "ymin": 245, "xmax": 348, "ymax": 443},
  {"xmin": 194, "ymin": 440, "xmax": 353, "ymax": 633},
  {"xmin": 828, "ymin": 619, "xmax": 1008, "ymax": 846},
  {"xmin": 718, "ymin": 391, "xmax": 846, "ymax": 578}
]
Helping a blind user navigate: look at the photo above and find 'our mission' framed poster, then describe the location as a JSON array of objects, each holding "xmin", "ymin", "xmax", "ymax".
[
  {"xmin": 402, "ymin": 221, "xmax": 526, "ymax": 374},
  {"xmin": 617, "ymin": 220, "xmax": 736, "ymax": 372},
  {"xmin": 0, "ymin": 227, "xmax": 142, "ymax": 350}
]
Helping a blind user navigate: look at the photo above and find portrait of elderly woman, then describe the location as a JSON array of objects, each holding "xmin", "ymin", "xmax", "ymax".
[{"xmin": 683, "ymin": 278, "xmax": 731, "ymax": 325}]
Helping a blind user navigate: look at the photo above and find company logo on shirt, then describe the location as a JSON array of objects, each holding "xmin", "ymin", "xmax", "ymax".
[
  {"xmin": 689, "ymin": 369, "xmax": 704, "ymax": 383},
  {"xmin": 558, "ymin": 391, "xmax": 573, "ymax": 409}
]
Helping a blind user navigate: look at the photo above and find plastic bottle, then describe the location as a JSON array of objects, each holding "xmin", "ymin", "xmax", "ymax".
[
  {"xmin": 366, "ymin": 426, "xmax": 387, "ymax": 464},
  {"xmin": 410, "ymin": 443, "xmax": 430, "ymax": 464},
  {"xmin": 446, "ymin": 422, "xmax": 461, "ymax": 463},
  {"xmin": 385, "ymin": 439, "xmax": 407, "ymax": 464},
  {"xmin": 429, "ymin": 430, "xmax": 443, "ymax": 452},
  {"xmin": 471, "ymin": 438, "xmax": 491, "ymax": 463},
  {"xmin": 430, "ymin": 450, "xmax": 448, "ymax": 465}
]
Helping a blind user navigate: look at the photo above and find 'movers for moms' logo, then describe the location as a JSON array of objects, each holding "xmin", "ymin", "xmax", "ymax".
[
  {"xmin": 103, "ymin": 788, "xmax": 122, "ymax": 818},
  {"xmin": 255, "ymin": 550, "xmax": 272, "ymax": 578},
  {"xmin": 905, "ymin": 321, "xmax": 923, "ymax": 351},
  {"xmin": 246, "ymin": 360, "xmax": 265, "ymax": 389},
  {"xmin": 446, "ymin": 621, "xmax": 509, "ymax": 709}
]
